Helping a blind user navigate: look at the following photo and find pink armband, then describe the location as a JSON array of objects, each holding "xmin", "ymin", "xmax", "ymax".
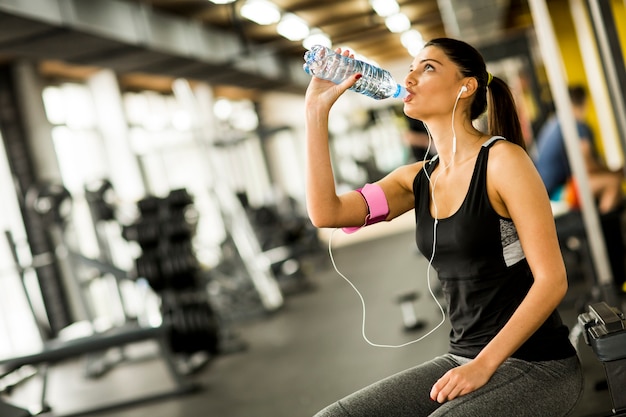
[{"xmin": 342, "ymin": 183, "xmax": 390, "ymax": 234}]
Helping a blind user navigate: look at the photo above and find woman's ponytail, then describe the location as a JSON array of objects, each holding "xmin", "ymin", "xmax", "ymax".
[{"xmin": 487, "ymin": 76, "xmax": 526, "ymax": 151}]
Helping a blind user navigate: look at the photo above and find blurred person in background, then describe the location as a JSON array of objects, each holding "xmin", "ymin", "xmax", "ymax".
[
  {"xmin": 534, "ymin": 84, "xmax": 625, "ymax": 293},
  {"xmin": 534, "ymin": 85, "xmax": 623, "ymax": 214}
]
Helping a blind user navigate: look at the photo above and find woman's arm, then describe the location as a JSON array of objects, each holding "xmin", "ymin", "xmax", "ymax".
[
  {"xmin": 304, "ymin": 55, "xmax": 416, "ymax": 229},
  {"xmin": 430, "ymin": 141, "xmax": 569, "ymax": 403},
  {"xmin": 304, "ymin": 73, "xmax": 367, "ymax": 228}
]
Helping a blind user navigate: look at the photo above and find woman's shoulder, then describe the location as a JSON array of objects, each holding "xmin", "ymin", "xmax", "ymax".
[
  {"xmin": 487, "ymin": 137, "xmax": 528, "ymax": 158},
  {"xmin": 487, "ymin": 137, "xmax": 537, "ymax": 177},
  {"xmin": 384, "ymin": 160, "xmax": 429, "ymax": 190}
]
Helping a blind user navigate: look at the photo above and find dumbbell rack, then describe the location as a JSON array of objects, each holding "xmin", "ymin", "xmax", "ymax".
[{"xmin": 122, "ymin": 189, "xmax": 223, "ymax": 356}]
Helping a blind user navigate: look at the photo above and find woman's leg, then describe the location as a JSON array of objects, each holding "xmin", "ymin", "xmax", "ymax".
[
  {"xmin": 430, "ymin": 355, "xmax": 583, "ymax": 417},
  {"xmin": 313, "ymin": 355, "xmax": 458, "ymax": 417}
]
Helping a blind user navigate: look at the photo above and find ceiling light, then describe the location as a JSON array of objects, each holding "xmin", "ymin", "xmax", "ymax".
[
  {"xmin": 370, "ymin": 0, "xmax": 400, "ymax": 17},
  {"xmin": 303, "ymin": 29, "xmax": 331, "ymax": 50},
  {"xmin": 401, "ymin": 29, "xmax": 424, "ymax": 56},
  {"xmin": 385, "ymin": 13, "xmax": 411, "ymax": 33},
  {"xmin": 208, "ymin": 0, "xmax": 236, "ymax": 4},
  {"xmin": 214, "ymin": 99, "xmax": 233, "ymax": 121},
  {"xmin": 277, "ymin": 13, "xmax": 310, "ymax": 41},
  {"xmin": 240, "ymin": 0, "xmax": 281, "ymax": 25}
]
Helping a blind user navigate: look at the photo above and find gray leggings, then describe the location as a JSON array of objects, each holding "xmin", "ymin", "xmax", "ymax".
[{"xmin": 314, "ymin": 354, "xmax": 583, "ymax": 417}]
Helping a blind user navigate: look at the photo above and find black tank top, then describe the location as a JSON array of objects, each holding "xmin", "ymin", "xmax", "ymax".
[{"xmin": 413, "ymin": 137, "xmax": 575, "ymax": 361}]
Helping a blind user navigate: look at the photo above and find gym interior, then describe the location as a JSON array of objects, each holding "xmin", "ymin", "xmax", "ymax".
[{"xmin": 0, "ymin": 1, "xmax": 625, "ymax": 416}]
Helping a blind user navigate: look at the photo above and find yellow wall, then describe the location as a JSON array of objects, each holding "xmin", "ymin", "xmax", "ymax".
[
  {"xmin": 548, "ymin": 0, "xmax": 597, "ymax": 145},
  {"xmin": 612, "ymin": 0, "xmax": 626, "ymax": 47},
  {"xmin": 548, "ymin": 0, "xmax": 625, "ymax": 158}
]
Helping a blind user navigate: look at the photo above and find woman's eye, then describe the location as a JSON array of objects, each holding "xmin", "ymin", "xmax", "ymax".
[{"xmin": 424, "ymin": 64, "xmax": 434, "ymax": 71}]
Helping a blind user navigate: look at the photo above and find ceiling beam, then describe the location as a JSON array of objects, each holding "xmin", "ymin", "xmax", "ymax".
[{"xmin": 0, "ymin": 0, "xmax": 310, "ymax": 92}]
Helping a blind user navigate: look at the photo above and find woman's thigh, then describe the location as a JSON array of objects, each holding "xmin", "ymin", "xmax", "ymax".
[
  {"xmin": 313, "ymin": 355, "xmax": 458, "ymax": 417},
  {"xmin": 313, "ymin": 355, "xmax": 582, "ymax": 417},
  {"xmin": 430, "ymin": 355, "xmax": 583, "ymax": 417}
]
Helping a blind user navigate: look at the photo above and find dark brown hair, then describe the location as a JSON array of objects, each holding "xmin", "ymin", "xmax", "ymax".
[
  {"xmin": 424, "ymin": 38, "xmax": 525, "ymax": 150},
  {"xmin": 568, "ymin": 84, "xmax": 587, "ymax": 107}
]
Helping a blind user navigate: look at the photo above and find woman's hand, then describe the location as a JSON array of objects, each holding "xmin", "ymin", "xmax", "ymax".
[
  {"xmin": 430, "ymin": 360, "xmax": 494, "ymax": 403},
  {"xmin": 304, "ymin": 49, "xmax": 361, "ymax": 111}
]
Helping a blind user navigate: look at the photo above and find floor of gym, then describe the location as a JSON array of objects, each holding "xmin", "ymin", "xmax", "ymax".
[{"xmin": 5, "ymin": 229, "xmax": 621, "ymax": 417}]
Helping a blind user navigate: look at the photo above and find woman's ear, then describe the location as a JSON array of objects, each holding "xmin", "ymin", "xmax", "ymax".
[{"xmin": 461, "ymin": 77, "xmax": 479, "ymax": 97}]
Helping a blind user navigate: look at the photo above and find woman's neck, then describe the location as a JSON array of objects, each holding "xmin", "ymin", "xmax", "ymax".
[{"xmin": 424, "ymin": 119, "xmax": 485, "ymax": 163}]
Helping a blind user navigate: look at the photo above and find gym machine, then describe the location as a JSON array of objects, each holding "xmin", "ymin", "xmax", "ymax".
[
  {"xmin": 579, "ymin": 302, "xmax": 626, "ymax": 416},
  {"xmin": 0, "ymin": 183, "xmax": 205, "ymax": 416},
  {"xmin": 236, "ymin": 192, "xmax": 323, "ymax": 296},
  {"xmin": 171, "ymin": 79, "xmax": 286, "ymax": 318}
]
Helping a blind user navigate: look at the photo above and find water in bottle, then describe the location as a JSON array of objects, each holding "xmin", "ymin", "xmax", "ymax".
[{"xmin": 303, "ymin": 45, "xmax": 407, "ymax": 100}]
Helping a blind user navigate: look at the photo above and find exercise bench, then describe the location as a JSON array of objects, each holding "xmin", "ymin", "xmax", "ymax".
[
  {"xmin": 0, "ymin": 399, "xmax": 30, "ymax": 417},
  {"xmin": 0, "ymin": 322, "xmax": 200, "ymax": 416}
]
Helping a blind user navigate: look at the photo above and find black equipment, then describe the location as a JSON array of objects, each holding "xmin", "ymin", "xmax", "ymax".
[
  {"xmin": 579, "ymin": 302, "xmax": 626, "ymax": 416},
  {"xmin": 122, "ymin": 189, "xmax": 222, "ymax": 355},
  {"xmin": 396, "ymin": 291, "xmax": 426, "ymax": 332},
  {"xmin": 123, "ymin": 189, "xmax": 200, "ymax": 292}
]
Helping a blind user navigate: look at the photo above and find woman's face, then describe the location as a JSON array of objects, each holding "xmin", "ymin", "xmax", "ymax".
[{"xmin": 403, "ymin": 45, "xmax": 465, "ymax": 121}]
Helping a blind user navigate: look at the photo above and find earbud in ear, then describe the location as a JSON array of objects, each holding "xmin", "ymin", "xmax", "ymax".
[{"xmin": 460, "ymin": 85, "xmax": 468, "ymax": 93}]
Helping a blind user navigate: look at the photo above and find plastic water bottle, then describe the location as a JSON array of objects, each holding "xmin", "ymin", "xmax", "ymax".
[{"xmin": 303, "ymin": 45, "xmax": 407, "ymax": 100}]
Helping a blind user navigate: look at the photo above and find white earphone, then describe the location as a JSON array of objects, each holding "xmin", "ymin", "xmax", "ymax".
[{"xmin": 452, "ymin": 86, "xmax": 467, "ymax": 154}]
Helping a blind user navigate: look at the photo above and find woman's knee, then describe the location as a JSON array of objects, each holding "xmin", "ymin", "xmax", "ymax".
[{"xmin": 312, "ymin": 402, "xmax": 349, "ymax": 417}]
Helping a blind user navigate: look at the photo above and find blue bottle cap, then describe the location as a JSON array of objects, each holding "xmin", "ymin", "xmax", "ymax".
[{"xmin": 394, "ymin": 84, "xmax": 408, "ymax": 99}]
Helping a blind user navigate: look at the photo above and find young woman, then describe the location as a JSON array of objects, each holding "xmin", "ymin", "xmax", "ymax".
[{"xmin": 305, "ymin": 38, "xmax": 583, "ymax": 416}]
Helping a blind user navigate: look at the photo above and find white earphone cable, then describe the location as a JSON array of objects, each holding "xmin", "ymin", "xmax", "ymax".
[
  {"xmin": 328, "ymin": 228, "xmax": 445, "ymax": 348},
  {"xmin": 325, "ymin": 89, "xmax": 465, "ymax": 349}
]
